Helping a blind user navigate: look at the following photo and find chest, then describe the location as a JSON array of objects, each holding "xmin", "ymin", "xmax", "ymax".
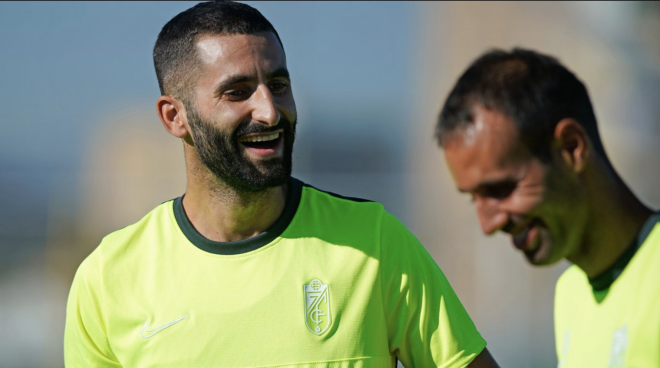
[
  {"xmin": 556, "ymin": 289, "xmax": 660, "ymax": 368},
  {"xmin": 102, "ymin": 241, "xmax": 392, "ymax": 368}
]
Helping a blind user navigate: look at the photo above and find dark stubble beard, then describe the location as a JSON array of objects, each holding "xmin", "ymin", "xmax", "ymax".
[{"xmin": 187, "ymin": 108, "xmax": 296, "ymax": 193}]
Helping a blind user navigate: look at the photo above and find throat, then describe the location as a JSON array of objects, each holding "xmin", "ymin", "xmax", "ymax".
[{"xmin": 182, "ymin": 184, "xmax": 288, "ymax": 242}]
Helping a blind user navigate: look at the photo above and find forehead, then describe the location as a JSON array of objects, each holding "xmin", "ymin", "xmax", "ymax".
[
  {"xmin": 194, "ymin": 32, "xmax": 286, "ymax": 76},
  {"xmin": 444, "ymin": 107, "xmax": 534, "ymax": 189}
]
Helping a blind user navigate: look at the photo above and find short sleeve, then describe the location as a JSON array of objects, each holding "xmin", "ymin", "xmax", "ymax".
[
  {"xmin": 379, "ymin": 211, "xmax": 486, "ymax": 368},
  {"xmin": 64, "ymin": 254, "xmax": 122, "ymax": 368}
]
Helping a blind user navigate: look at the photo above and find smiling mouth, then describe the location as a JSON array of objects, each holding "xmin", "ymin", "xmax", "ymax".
[
  {"xmin": 238, "ymin": 131, "xmax": 282, "ymax": 150},
  {"xmin": 510, "ymin": 219, "xmax": 540, "ymax": 252}
]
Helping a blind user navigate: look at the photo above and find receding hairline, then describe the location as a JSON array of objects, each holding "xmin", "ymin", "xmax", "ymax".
[
  {"xmin": 439, "ymin": 102, "xmax": 518, "ymax": 148},
  {"xmin": 437, "ymin": 55, "xmax": 539, "ymax": 147}
]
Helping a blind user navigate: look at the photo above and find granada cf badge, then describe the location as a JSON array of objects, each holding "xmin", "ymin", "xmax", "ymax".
[{"xmin": 303, "ymin": 279, "xmax": 331, "ymax": 335}]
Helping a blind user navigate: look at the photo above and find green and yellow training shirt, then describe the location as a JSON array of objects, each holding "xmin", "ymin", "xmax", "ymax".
[
  {"xmin": 555, "ymin": 212, "xmax": 660, "ymax": 367},
  {"xmin": 65, "ymin": 178, "xmax": 486, "ymax": 368}
]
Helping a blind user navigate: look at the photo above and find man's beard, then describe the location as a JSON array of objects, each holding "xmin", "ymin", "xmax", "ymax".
[{"xmin": 187, "ymin": 109, "xmax": 296, "ymax": 193}]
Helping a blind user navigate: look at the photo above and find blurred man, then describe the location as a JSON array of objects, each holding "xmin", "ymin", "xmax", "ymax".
[
  {"xmin": 64, "ymin": 2, "xmax": 498, "ymax": 367},
  {"xmin": 436, "ymin": 48, "xmax": 659, "ymax": 366}
]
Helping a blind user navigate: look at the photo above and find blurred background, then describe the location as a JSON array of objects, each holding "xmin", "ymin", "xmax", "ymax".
[{"xmin": 1, "ymin": 1, "xmax": 658, "ymax": 367}]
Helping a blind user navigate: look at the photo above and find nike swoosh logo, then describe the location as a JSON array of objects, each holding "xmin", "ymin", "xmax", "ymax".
[{"xmin": 140, "ymin": 315, "xmax": 189, "ymax": 339}]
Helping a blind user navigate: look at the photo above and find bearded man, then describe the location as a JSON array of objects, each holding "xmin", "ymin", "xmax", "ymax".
[{"xmin": 64, "ymin": 2, "xmax": 498, "ymax": 367}]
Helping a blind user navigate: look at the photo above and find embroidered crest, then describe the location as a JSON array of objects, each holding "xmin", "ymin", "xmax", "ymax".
[
  {"xmin": 607, "ymin": 326, "xmax": 628, "ymax": 368},
  {"xmin": 303, "ymin": 279, "xmax": 331, "ymax": 335}
]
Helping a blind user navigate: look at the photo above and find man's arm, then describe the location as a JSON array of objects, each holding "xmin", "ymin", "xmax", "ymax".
[
  {"xmin": 468, "ymin": 348, "xmax": 500, "ymax": 368},
  {"xmin": 65, "ymin": 255, "xmax": 122, "ymax": 367},
  {"xmin": 379, "ymin": 211, "xmax": 496, "ymax": 367}
]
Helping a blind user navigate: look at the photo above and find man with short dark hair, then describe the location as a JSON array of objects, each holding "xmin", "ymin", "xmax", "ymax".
[
  {"xmin": 64, "ymin": 2, "xmax": 498, "ymax": 367},
  {"xmin": 437, "ymin": 48, "xmax": 659, "ymax": 366}
]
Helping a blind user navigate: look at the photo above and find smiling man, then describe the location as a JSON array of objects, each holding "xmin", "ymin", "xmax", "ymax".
[
  {"xmin": 64, "ymin": 2, "xmax": 498, "ymax": 367},
  {"xmin": 436, "ymin": 48, "xmax": 660, "ymax": 366}
]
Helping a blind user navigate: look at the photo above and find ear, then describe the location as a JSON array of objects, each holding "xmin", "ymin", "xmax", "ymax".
[
  {"xmin": 554, "ymin": 118, "xmax": 589, "ymax": 173},
  {"xmin": 156, "ymin": 95, "xmax": 190, "ymax": 139}
]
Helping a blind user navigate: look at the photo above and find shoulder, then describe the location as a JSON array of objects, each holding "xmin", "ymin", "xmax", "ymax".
[
  {"xmin": 296, "ymin": 180, "xmax": 386, "ymax": 227},
  {"xmin": 290, "ymin": 180, "xmax": 409, "ymax": 254},
  {"xmin": 299, "ymin": 181, "xmax": 384, "ymax": 210},
  {"xmin": 554, "ymin": 265, "xmax": 586, "ymax": 327},
  {"xmin": 296, "ymin": 180, "xmax": 417, "ymax": 239},
  {"xmin": 555, "ymin": 264, "xmax": 586, "ymax": 294},
  {"xmin": 298, "ymin": 180, "xmax": 424, "ymax": 265},
  {"xmin": 554, "ymin": 264, "xmax": 592, "ymax": 318},
  {"xmin": 79, "ymin": 199, "xmax": 177, "ymax": 273}
]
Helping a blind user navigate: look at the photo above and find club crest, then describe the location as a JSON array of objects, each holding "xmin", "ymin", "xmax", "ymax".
[{"xmin": 303, "ymin": 279, "xmax": 331, "ymax": 335}]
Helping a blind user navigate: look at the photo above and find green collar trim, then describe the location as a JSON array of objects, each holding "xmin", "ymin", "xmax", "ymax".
[
  {"xmin": 173, "ymin": 178, "xmax": 303, "ymax": 255},
  {"xmin": 589, "ymin": 211, "xmax": 660, "ymax": 291}
]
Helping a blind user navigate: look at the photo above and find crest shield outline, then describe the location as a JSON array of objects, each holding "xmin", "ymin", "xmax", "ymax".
[{"xmin": 303, "ymin": 279, "xmax": 331, "ymax": 335}]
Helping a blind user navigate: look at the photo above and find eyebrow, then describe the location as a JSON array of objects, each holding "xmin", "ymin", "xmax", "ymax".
[
  {"xmin": 268, "ymin": 67, "xmax": 290, "ymax": 80},
  {"xmin": 458, "ymin": 177, "xmax": 517, "ymax": 194},
  {"xmin": 214, "ymin": 67, "xmax": 290, "ymax": 93}
]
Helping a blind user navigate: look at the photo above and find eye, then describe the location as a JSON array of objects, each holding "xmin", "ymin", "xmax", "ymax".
[
  {"xmin": 223, "ymin": 89, "xmax": 248, "ymax": 101},
  {"xmin": 482, "ymin": 182, "xmax": 517, "ymax": 200},
  {"xmin": 269, "ymin": 81, "xmax": 289, "ymax": 94}
]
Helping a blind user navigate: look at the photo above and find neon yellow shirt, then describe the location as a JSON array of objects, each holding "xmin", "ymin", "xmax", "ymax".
[
  {"xmin": 65, "ymin": 178, "xmax": 486, "ymax": 367},
  {"xmin": 555, "ymin": 213, "xmax": 660, "ymax": 367}
]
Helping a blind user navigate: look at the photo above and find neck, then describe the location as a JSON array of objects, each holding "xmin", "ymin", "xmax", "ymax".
[
  {"xmin": 182, "ymin": 149, "xmax": 288, "ymax": 243},
  {"xmin": 569, "ymin": 160, "xmax": 652, "ymax": 279}
]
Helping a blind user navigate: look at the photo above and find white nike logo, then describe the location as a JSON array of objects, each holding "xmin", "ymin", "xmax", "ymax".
[{"xmin": 140, "ymin": 315, "xmax": 189, "ymax": 339}]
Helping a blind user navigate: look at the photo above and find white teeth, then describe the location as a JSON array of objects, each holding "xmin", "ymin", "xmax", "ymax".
[{"xmin": 239, "ymin": 132, "xmax": 280, "ymax": 143}]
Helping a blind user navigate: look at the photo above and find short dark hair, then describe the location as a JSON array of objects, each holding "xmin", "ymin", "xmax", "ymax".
[
  {"xmin": 436, "ymin": 48, "xmax": 606, "ymax": 161},
  {"xmin": 153, "ymin": 1, "xmax": 283, "ymax": 102}
]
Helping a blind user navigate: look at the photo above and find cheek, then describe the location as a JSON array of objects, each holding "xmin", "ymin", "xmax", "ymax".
[
  {"xmin": 210, "ymin": 109, "xmax": 240, "ymax": 126},
  {"xmin": 505, "ymin": 181, "xmax": 548, "ymax": 214},
  {"xmin": 275, "ymin": 98, "xmax": 297, "ymax": 125},
  {"xmin": 508, "ymin": 193, "xmax": 545, "ymax": 214},
  {"xmin": 194, "ymin": 100, "xmax": 246, "ymax": 128},
  {"xmin": 542, "ymin": 180, "xmax": 585, "ymax": 217},
  {"xmin": 507, "ymin": 170, "xmax": 553, "ymax": 215}
]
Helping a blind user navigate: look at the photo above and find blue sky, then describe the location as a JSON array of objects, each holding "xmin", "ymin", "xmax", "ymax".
[{"xmin": 0, "ymin": 1, "xmax": 418, "ymax": 169}]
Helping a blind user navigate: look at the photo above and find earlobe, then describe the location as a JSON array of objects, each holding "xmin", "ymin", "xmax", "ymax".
[
  {"xmin": 156, "ymin": 96, "xmax": 190, "ymax": 139},
  {"xmin": 554, "ymin": 118, "xmax": 589, "ymax": 173}
]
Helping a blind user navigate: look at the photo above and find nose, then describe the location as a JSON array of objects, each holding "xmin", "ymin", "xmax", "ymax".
[
  {"xmin": 251, "ymin": 85, "xmax": 280, "ymax": 126},
  {"xmin": 475, "ymin": 197, "xmax": 508, "ymax": 235}
]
